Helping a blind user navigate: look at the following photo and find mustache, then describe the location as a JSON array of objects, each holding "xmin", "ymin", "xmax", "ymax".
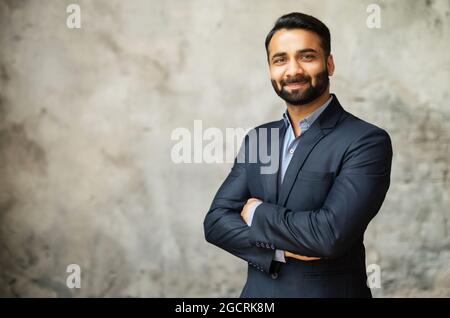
[{"xmin": 281, "ymin": 75, "xmax": 312, "ymax": 86}]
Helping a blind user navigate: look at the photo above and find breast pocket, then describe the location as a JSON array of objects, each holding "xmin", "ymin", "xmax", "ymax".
[{"xmin": 288, "ymin": 170, "xmax": 334, "ymax": 210}]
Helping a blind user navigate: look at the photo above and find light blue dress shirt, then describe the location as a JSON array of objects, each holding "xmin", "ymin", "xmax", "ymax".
[{"xmin": 245, "ymin": 95, "xmax": 333, "ymax": 262}]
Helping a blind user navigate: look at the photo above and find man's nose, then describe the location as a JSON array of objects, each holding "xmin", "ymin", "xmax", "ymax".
[{"xmin": 285, "ymin": 59, "xmax": 304, "ymax": 78}]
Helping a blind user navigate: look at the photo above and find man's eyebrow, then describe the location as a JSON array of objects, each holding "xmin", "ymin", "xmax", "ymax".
[
  {"xmin": 271, "ymin": 48, "xmax": 319, "ymax": 60},
  {"xmin": 298, "ymin": 48, "xmax": 318, "ymax": 54},
  {"xmin": 271, "ymin": 52, "xmax": 287, "ymax": 60}
]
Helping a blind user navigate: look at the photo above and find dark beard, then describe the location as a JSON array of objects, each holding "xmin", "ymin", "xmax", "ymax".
[{"xmin": 271, "ymin": 68, "xmax": 329, "ymax": 106}]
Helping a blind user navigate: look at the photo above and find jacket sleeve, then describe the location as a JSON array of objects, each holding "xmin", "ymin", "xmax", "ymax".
[
  {"xmin": 248, "ymin": 128, "xmax": 393, "ymax": 259},
  {"xmin": 203, "ymin": 134, "xmax": 276, "ymax": 274}
]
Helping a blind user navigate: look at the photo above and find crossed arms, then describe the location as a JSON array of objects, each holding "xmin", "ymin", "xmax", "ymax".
[{"xmin": 203, "ymin": 128, "xmax": 392, "ymax": 274}]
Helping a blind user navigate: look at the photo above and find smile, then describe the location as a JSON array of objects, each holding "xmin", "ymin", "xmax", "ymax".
[{"xmin": 285, "ymin": 82, "xmax": 308, "ymax": 89}]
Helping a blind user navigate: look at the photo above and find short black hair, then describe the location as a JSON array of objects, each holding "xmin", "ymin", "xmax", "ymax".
[{"xmin": 265, "ymin": 12, "xmax": 331, "ymax": 59}]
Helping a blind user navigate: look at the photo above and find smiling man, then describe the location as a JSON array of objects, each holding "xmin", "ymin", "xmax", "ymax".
[{"xmin": 203, "ymin": 12, "xmax": 393, "ymax": 298}]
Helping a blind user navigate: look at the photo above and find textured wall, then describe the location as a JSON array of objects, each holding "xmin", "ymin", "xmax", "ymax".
[{"xmin": 0, "ymin": 0, "xmax": 449, "ymax": 297}]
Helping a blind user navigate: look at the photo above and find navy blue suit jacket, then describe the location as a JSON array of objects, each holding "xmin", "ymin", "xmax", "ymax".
[{"xmin": 203, "ymin": 95, "xmax": 392, "ymax": 298}]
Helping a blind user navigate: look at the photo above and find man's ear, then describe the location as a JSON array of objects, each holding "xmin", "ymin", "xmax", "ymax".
[{"xmin": 327, "ymin": 54, "xmax": 335, "ymax": 76}]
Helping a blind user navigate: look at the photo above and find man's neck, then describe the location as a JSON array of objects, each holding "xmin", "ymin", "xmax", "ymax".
[{"xmin": 286, "ymin": 89, "xmax": 331, "ymax": 137}]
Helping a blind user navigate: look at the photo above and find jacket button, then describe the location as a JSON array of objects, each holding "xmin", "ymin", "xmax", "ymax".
[{"xmin": 271, "ymin": 272, "xmax": 279, "ymax": 279}]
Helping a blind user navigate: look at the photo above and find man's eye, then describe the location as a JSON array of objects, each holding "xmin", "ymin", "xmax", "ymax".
[
  {"xmin": 273, "ymin": 58, "xmax": 286, "ymax": 64},
  {"xmin": 301, "ymin": 55, "xmax": 314, "ymax": 61}
]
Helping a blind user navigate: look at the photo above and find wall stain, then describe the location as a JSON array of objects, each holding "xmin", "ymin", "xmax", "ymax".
[
  {"xmin": 1, "ymin": 0, "xmax": 29, "ymax": 10},
  {"xmin": 0, "ymin": 122, "xmax": 47, "ymax": 175},
  {"xmin": 0, "ymin": 64, "xmax": 9, "ymax": 82}
]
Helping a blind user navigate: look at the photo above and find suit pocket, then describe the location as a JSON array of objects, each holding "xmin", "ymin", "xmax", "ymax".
[{"xmin": 288, "ymin": 171, "xmax": 334, "ymax": 210}]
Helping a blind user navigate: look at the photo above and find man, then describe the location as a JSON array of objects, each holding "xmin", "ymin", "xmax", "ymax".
[{"xmin": 203, "ymin": 12, "xmax": 392, "ymax": 298}]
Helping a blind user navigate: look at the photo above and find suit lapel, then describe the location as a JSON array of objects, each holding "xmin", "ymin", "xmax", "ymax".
[
  {"xmin": 276, "ymin": 95, "xmax": 345, "ymax": 206},
  {"xmin": 277, "ymin": 124, "xmax": 325, "ymax": 206},
  {"xmin": 261, "ymin": 120, "xmax": 286, "ymax": 204}
]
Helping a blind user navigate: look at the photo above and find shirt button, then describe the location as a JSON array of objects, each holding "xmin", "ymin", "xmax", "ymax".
[{"xmin": 289, "ymin": 149, "xmax": 294, "ymax": 154}]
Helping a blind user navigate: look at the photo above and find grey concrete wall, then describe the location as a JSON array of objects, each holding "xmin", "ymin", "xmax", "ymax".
[{"xmin": 0, "ymin": 0, "xmax": 449, "ymax": 297}]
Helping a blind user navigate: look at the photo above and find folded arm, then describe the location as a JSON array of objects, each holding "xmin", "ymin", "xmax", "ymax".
[
  {"xmin": 248, "ymin": 129, "xmax": 393, "ymax": 259},
  {"xmin": 203, "ymin": 137, "xmax": 276, "ymax": 274}
]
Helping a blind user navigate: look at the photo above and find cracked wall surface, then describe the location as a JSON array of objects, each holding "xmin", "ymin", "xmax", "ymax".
[{"xmin": 0, "ymin": 0, "xmax": 449, "ymax": 297}]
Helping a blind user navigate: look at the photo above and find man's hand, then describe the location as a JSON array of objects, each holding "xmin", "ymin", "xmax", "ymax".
[
  {"xmin": 285, "ymin": 250, "xmax": 321, "ymax": 261},
  {"xmin": 240, "ymin": 198, "xmax": 262, "ymax": 224}
]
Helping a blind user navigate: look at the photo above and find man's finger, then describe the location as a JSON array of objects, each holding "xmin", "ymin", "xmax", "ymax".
[{"xmin": 285, "ymin": 251, "xmax": 321, "ymax": 261}]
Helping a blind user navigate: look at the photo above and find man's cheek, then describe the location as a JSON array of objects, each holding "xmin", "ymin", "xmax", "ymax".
[{"xmin": 274, "ymin": 81, "xmax": 282, "ymax": 90}]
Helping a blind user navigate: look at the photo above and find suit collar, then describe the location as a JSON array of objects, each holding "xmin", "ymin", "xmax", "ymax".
[
  {"xmin": 282, "ymin": 95, "xmax": 333, "ymax": 131},
  {"xmin": 317, "ymin": 94, "xmax": 344, "ymax": 130},
  {"xmin": 277, "ymin": 94, "xmax": 345, "ymax": 205},
  {"xmin": 262, "ymin": 94, "xmax": 345, "ymax": 206}
]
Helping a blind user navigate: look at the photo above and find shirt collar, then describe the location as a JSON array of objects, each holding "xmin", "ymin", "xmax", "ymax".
[{"xmin": 282, "ymin": 95, "xmax": 333, "ymax": 132}]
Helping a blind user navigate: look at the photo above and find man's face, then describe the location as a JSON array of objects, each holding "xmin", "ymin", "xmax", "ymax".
[{"xmin": 268, "ymin": 28, "xmax": 334, "ymax": 106}]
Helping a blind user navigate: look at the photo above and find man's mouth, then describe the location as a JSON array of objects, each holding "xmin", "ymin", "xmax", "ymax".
[{"xmin": 284, "ymin": 81, "xmax": 309, "ymax": 89}]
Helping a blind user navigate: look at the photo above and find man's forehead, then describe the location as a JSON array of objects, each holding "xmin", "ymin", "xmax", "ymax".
[{"xmin": 268, "ymin": 29, "xmax": 323, "ymax": 56}]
